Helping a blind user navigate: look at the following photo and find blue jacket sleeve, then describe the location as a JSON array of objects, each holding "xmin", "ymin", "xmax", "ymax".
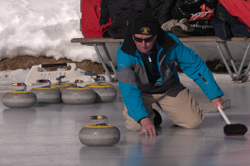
[{"xmin": 168, "ymin": 33, "xmax": 224, "ymax": 100}]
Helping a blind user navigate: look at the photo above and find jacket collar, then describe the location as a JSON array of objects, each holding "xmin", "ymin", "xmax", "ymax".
[{"xmin": 121, "ymin": 27, "xmax": 176, "ymax": 58}]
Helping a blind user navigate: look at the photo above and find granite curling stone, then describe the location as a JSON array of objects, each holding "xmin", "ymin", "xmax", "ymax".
[
  {"xmin": 86, "ymin": 83, "xmax": 117, "ymax": 102},
  {"xmin": 62, "ymin": 80, "xmax": 96, "ymax": 104},
  {"xmin": 2, "ymin": 83, "xmax": 37, "ymax": 108},
  {"xmin": 79, "ymin": 116, "xmax": 120, "ymax": 146},
  {"xmin": 31, "ymin": 79, "xmax": 61, "ymax": 104}
]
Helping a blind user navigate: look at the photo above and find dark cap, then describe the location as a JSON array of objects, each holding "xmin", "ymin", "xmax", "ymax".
[{"xmin": 131, "ymin": 9, "xmax": 159, "ymax": 35}]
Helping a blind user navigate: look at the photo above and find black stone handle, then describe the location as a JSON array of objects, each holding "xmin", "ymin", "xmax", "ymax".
[{"xmin": 41, "ymin": 63, "xmax": 68, "ymax": 68}]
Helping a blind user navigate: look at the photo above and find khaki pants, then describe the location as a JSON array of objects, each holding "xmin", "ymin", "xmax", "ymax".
[{"xmin": 123, "ymin": 88, "xmax": 204, "ymax": 131}]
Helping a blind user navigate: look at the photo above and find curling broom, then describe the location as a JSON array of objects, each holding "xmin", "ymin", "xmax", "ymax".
[{"xmin": 218, "ymin": 106, "xmax": 248, "ymax": 136}]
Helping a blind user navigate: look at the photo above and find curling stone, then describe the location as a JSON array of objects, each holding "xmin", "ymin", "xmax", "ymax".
[
  {"xmin": 31, "ymin": 79, "xmax": 61, "ymax": 104},
  {"xmin": 62, "ymin": 80, "xmax": 96, "ymax": 104},
  {"xmin": 2, "ymin": 83, "xmax": 37, "ymax": 108},
  {"xmin": 86, "ymin": 83, "xmax": 117, "ymax": 102},
  {"xmin": 79, "ymin": 116, "xmax": 120, "ymax": 146},
  {"xmin": 51, "ymin": 75, "xmax": 73, "ymax": 92}
]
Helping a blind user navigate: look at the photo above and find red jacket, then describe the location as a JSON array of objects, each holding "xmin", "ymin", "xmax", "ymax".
[
  {"xmin": 219, "ymin": 0, "xmax": 250, "ymax": 30},
  {"xmin": 81, "ymin": 0, "xmax": 111, "ymax": 38}
]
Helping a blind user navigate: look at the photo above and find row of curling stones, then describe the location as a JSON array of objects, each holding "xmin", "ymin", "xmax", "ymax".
[
  {"xmin": 2, "ymin": 83, "xmax": 37, "ymax": 108},
  {"xmin": 79, "ymin": 116, "xmax": 120, "ymax": 146},
  {"xmin": 2, "ymin": 78, "xmax": 117, "ymax": 107},
  {"xmin": 31, "ymin": 79, "xmax": 61, "ymax": 104}
]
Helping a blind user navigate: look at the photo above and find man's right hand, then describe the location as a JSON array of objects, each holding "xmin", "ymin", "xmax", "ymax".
[{"xmin": 139, "ymin": 117, "xmax": 158, "ymax": 137}]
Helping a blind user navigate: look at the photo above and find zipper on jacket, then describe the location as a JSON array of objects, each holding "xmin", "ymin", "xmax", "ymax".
[{"xmin": 148, "ymin": 53, "xmax": 152, "ymax": 69}]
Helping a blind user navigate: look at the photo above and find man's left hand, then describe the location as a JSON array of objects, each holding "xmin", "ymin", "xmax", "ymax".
[{"xmin": 211, "ymin": 97, "xmax": 224, "ymax": 110}]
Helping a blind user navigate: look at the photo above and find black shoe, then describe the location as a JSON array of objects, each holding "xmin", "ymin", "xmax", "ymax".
[{"xmin": 153, "ymin": 109, "xmax": 162, "ymax": 126}]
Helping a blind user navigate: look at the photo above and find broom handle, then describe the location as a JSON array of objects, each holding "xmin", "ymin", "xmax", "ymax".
[{"xmin": 218, "ymin": 106, "xmax": 231, "ymax": 124}]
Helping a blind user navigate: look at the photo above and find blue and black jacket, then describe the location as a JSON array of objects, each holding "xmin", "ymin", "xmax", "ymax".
[{"xmin": 116, "ymin": 28, "xmax": 224, "ymax": 122}]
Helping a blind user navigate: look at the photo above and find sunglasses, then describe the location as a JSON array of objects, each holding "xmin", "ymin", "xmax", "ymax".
[{"xmin": 133, "ymin": 35, "xmax": 155, "ymax": 43}]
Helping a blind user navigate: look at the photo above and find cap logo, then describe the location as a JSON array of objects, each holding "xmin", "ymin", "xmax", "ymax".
[{"xmin": 140, "ymin": 27, "xmax": 150, "ymax": 34}]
